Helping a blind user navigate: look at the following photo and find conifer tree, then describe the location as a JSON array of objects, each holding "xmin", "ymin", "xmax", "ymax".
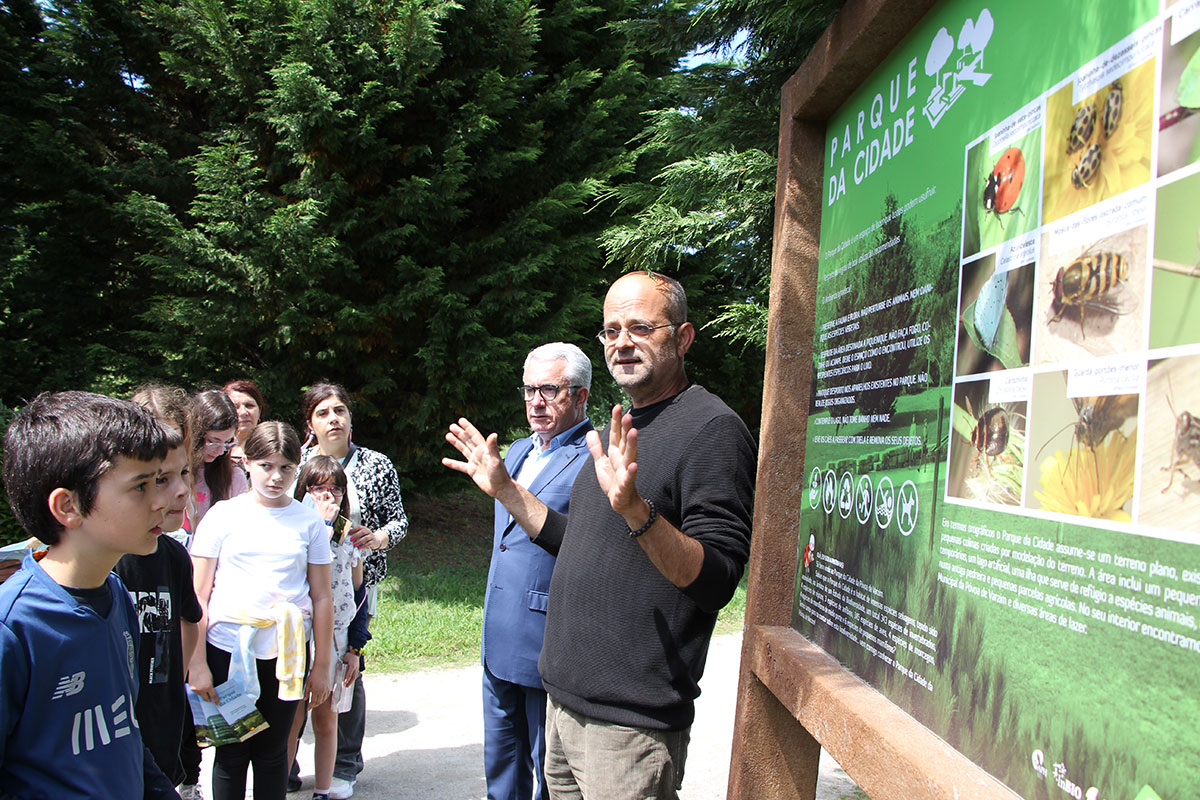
[
  {"xmin": 0, "ymin": 0, "xmax": 195, "ymax": 396},
  {"xmin": 598, "ymin": 0, "xmax": 844, "ymax": 423},
  {"xmin": 126, "ymin": 0, "xmax": 692, "ymax": 481}
]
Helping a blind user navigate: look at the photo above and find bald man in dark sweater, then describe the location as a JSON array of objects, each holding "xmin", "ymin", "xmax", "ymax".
[{"xmin": 446, "ymin": 273, "xmax": 755, "ymax": 799}]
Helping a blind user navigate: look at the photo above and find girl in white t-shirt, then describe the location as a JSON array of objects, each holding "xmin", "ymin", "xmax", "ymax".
[
  {"xmin": 188, "ymin": 421, "xmax": 333, "ymax": 800},
  {"xmin": 285, "ymin": 455, "xmax": 363, "ymax": 799}
]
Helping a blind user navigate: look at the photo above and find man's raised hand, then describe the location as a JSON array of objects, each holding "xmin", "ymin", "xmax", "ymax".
[
  {"xmin": 443, "ymin": 417, "xmax": 512, "ymax": 499},
  {"xmin": 586, "ymin": 405, "xmax": 643, "ymax": 518}
]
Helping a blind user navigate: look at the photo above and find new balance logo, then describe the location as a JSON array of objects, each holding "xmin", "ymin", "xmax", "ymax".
[{"xmin": 52, "ymin": 671, "xmax": 86, "ymax": 699}]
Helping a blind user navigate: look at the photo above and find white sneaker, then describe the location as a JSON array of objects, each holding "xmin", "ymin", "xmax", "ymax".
[
  {"xmin": 176, "ymin": 784, "xmax": 206, "ymax": 800},
  {"xmin": 327, "ymin": 777, "xmax": 355, "ymax": 799}
]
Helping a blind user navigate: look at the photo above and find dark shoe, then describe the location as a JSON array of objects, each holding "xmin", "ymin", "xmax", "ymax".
[{"xmin": 288, "ymin": 759, "xmax": 302, "ymax": 792}]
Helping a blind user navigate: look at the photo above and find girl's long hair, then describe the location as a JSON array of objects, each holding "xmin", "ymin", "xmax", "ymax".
[
  {"xmin": 132, "ymin": 384, "xmax": 194, "ymax": 454},
  {"xmin": 192, "ymin": 389, "xmax": 239, "ymax": 502}
]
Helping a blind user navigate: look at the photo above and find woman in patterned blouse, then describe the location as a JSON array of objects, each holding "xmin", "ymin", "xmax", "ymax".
[{"xmin": 299, "ymin": 382, "xmax": 408, "ymax": 798}]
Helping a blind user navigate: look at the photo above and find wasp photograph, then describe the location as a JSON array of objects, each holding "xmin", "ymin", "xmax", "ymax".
[
  {"xmin": 1034, "ymin": 223, "xmax": 1147, "ymax": 364},
  {"xmin": 1026, "ymin": 369, "xmax": 1138, "ymax": 522},
  {"xmin": 1042, "ymin": 60, "xmax": 1154, "ymax": 225},
  {"xmin": 1150, "ymin": 171, "xmax": 1200, "ymax": 349},
  {"xmin": 955, "ymin": 254, "xmax": 1034, "ymax": 376},
  {"xmin": 1140, "ymin": 355, "xmax": 1200, "ymax": 533},
  {"xmin": 946, "ymin": 378, "xmax": 1026, "ymax": 506},
  {"xmin": 961, "ymin": 128, "xmax": 1042, "ymax": 258}
]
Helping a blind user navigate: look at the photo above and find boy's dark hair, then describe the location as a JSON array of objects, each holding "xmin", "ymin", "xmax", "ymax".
[
  {"xmin": 243, "ymin": 420, "xmax": 302, "ymax": 465},
  {"xmin": 295, "ymin": 455, "xmax": 351, "ymax": 519},
  {"xmin": 2, "ymin": 392, "xmax": 174, "ymax": 544}
]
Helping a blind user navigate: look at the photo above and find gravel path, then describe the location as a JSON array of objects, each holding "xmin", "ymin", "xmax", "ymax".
[{"xmin": 200, "ymin": 632, "xmax": 866, "ymax": 799}]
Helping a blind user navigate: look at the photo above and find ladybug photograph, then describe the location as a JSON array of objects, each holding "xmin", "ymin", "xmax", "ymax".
[
  {"xmin": 962, "ymin": 128, "xmax": 1041, "ymax": 257},
  {"xmin": 983, "ymin": 146, "xmax": 1026, "ymax": 223},
  {"xmin": 1043, "ymin": 61, "xmax": 1154, "ymax": 224}
]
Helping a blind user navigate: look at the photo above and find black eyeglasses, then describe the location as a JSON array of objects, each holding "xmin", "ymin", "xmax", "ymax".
[
  {"xmin": 596, "ymin": 323, "xmax": 675, "ymax": 344},
  {"xmin": 519, "ymin": 384, "xmax": 581, "ymax": 402}
]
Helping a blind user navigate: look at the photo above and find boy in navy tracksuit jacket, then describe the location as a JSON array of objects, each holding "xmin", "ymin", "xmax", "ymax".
[{"xmin": 0, "ymin": 391, "xmax": 181, "ymax": 799}]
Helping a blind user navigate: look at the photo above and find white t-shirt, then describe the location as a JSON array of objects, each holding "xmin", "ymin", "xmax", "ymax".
[{"xmin": 192, "ymin": 493, "xmax": 333, "ymax": 658}]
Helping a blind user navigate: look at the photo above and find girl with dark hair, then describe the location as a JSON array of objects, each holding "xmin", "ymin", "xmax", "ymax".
[
  {"xmin": 298, "ymin": 383, "xmax": 407, "ymax": 798},
  {"xmin": 188, "ymin": 390, "xmax": 248, "ymax": 535},
  {"xmin": 286, "ymin": 456, "xmax": 363, "ymax": 800},
  {"xmin": 189, "ymin": 421, "xmax": 333, "ymax": 800},
  {"xmin": 223, "ymin": 380, "xmax": 265, "ymax": 468}
]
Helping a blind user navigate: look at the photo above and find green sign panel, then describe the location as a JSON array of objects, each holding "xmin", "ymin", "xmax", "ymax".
[{"xmin": 794, "ymin": 2, "xmax": 1200, "ymax": 798}]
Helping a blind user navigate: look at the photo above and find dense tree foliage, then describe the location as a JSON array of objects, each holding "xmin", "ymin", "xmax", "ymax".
[
  {"xmin": 0, "ymin": 0, "xmax": 843, "ymax": 494},
  {"xmin": 1, "ymin": 0, "xmax": 677, "ymax": 484},
  {"xmin": 599, "ymin": 0, "xmax": 843, "ymax": 400},
  {"xmin": 1, "ymin": 0, "xmax": 196, "ymax": 395}
]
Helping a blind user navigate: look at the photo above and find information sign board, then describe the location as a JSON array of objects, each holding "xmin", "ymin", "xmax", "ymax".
[{"xmin": 795, "ymin": 3, "xmax": 1200, "ymax": 798}]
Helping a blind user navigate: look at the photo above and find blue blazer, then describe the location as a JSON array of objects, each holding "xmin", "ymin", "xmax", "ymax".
[{"xmin": 481, "ymin": 420, "xmax": 592, "ymax": 689}]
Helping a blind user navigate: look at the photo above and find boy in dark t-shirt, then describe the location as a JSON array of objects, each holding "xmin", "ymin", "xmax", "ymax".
[{"xmin": 116, "ymin": 534, "xmax": 202, "ymax": 786}]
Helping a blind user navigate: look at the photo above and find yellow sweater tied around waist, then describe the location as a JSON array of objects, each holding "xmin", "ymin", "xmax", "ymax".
[{"xmin": 227, "ymin": 602, "xmax": 307, "ymax": 701}]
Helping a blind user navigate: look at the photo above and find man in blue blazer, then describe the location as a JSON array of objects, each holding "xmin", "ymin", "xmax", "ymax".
[{"xmin": 481, "ymin": 342, "xmax": 593, "ymax": 800}]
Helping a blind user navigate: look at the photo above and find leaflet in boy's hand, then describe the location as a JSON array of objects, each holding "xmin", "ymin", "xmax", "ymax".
[{"xmin": 186, "ymin": 680, "xmax": 269, "ymax": 746}]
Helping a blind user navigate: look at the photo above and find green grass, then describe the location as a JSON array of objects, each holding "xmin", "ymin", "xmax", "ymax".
[
  {"xmin": 714, "ymin": 579, "xmax": 748, "ymax": 637},
  {"xmin": 368, "ymin": 490, "xmax": 492, "ymax": 673},
  {"xmin": 369, "ymin": 490, "xmax": 747, "ymax": 673}
]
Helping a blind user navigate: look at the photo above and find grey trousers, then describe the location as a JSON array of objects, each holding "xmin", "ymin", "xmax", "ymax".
[
  {"xmin": 543, "ymin": 695, "xmax": 689, "ymax": 800},
  {"xmin": 333, "ymin": 671, "xmax": 367, "ymax": 781}
]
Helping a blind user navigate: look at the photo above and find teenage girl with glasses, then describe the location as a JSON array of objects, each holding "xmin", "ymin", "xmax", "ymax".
[{"xmin": 187, "ymin": 390, "xmax": 249, "ymax": 538}]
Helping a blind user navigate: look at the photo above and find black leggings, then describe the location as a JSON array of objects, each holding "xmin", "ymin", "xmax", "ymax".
[
  {"xmin": 207, "ymin": 643, "xmax": 303, "ymax": 800},
  {"xmin": 180, "ymin": 712, "xmax": 202, "ymax": 784}
]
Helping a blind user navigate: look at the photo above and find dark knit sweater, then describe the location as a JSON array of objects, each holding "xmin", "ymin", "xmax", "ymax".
[{"xmin": 535, "ymin": 384, "xmax": 756, "ymax": 730}]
